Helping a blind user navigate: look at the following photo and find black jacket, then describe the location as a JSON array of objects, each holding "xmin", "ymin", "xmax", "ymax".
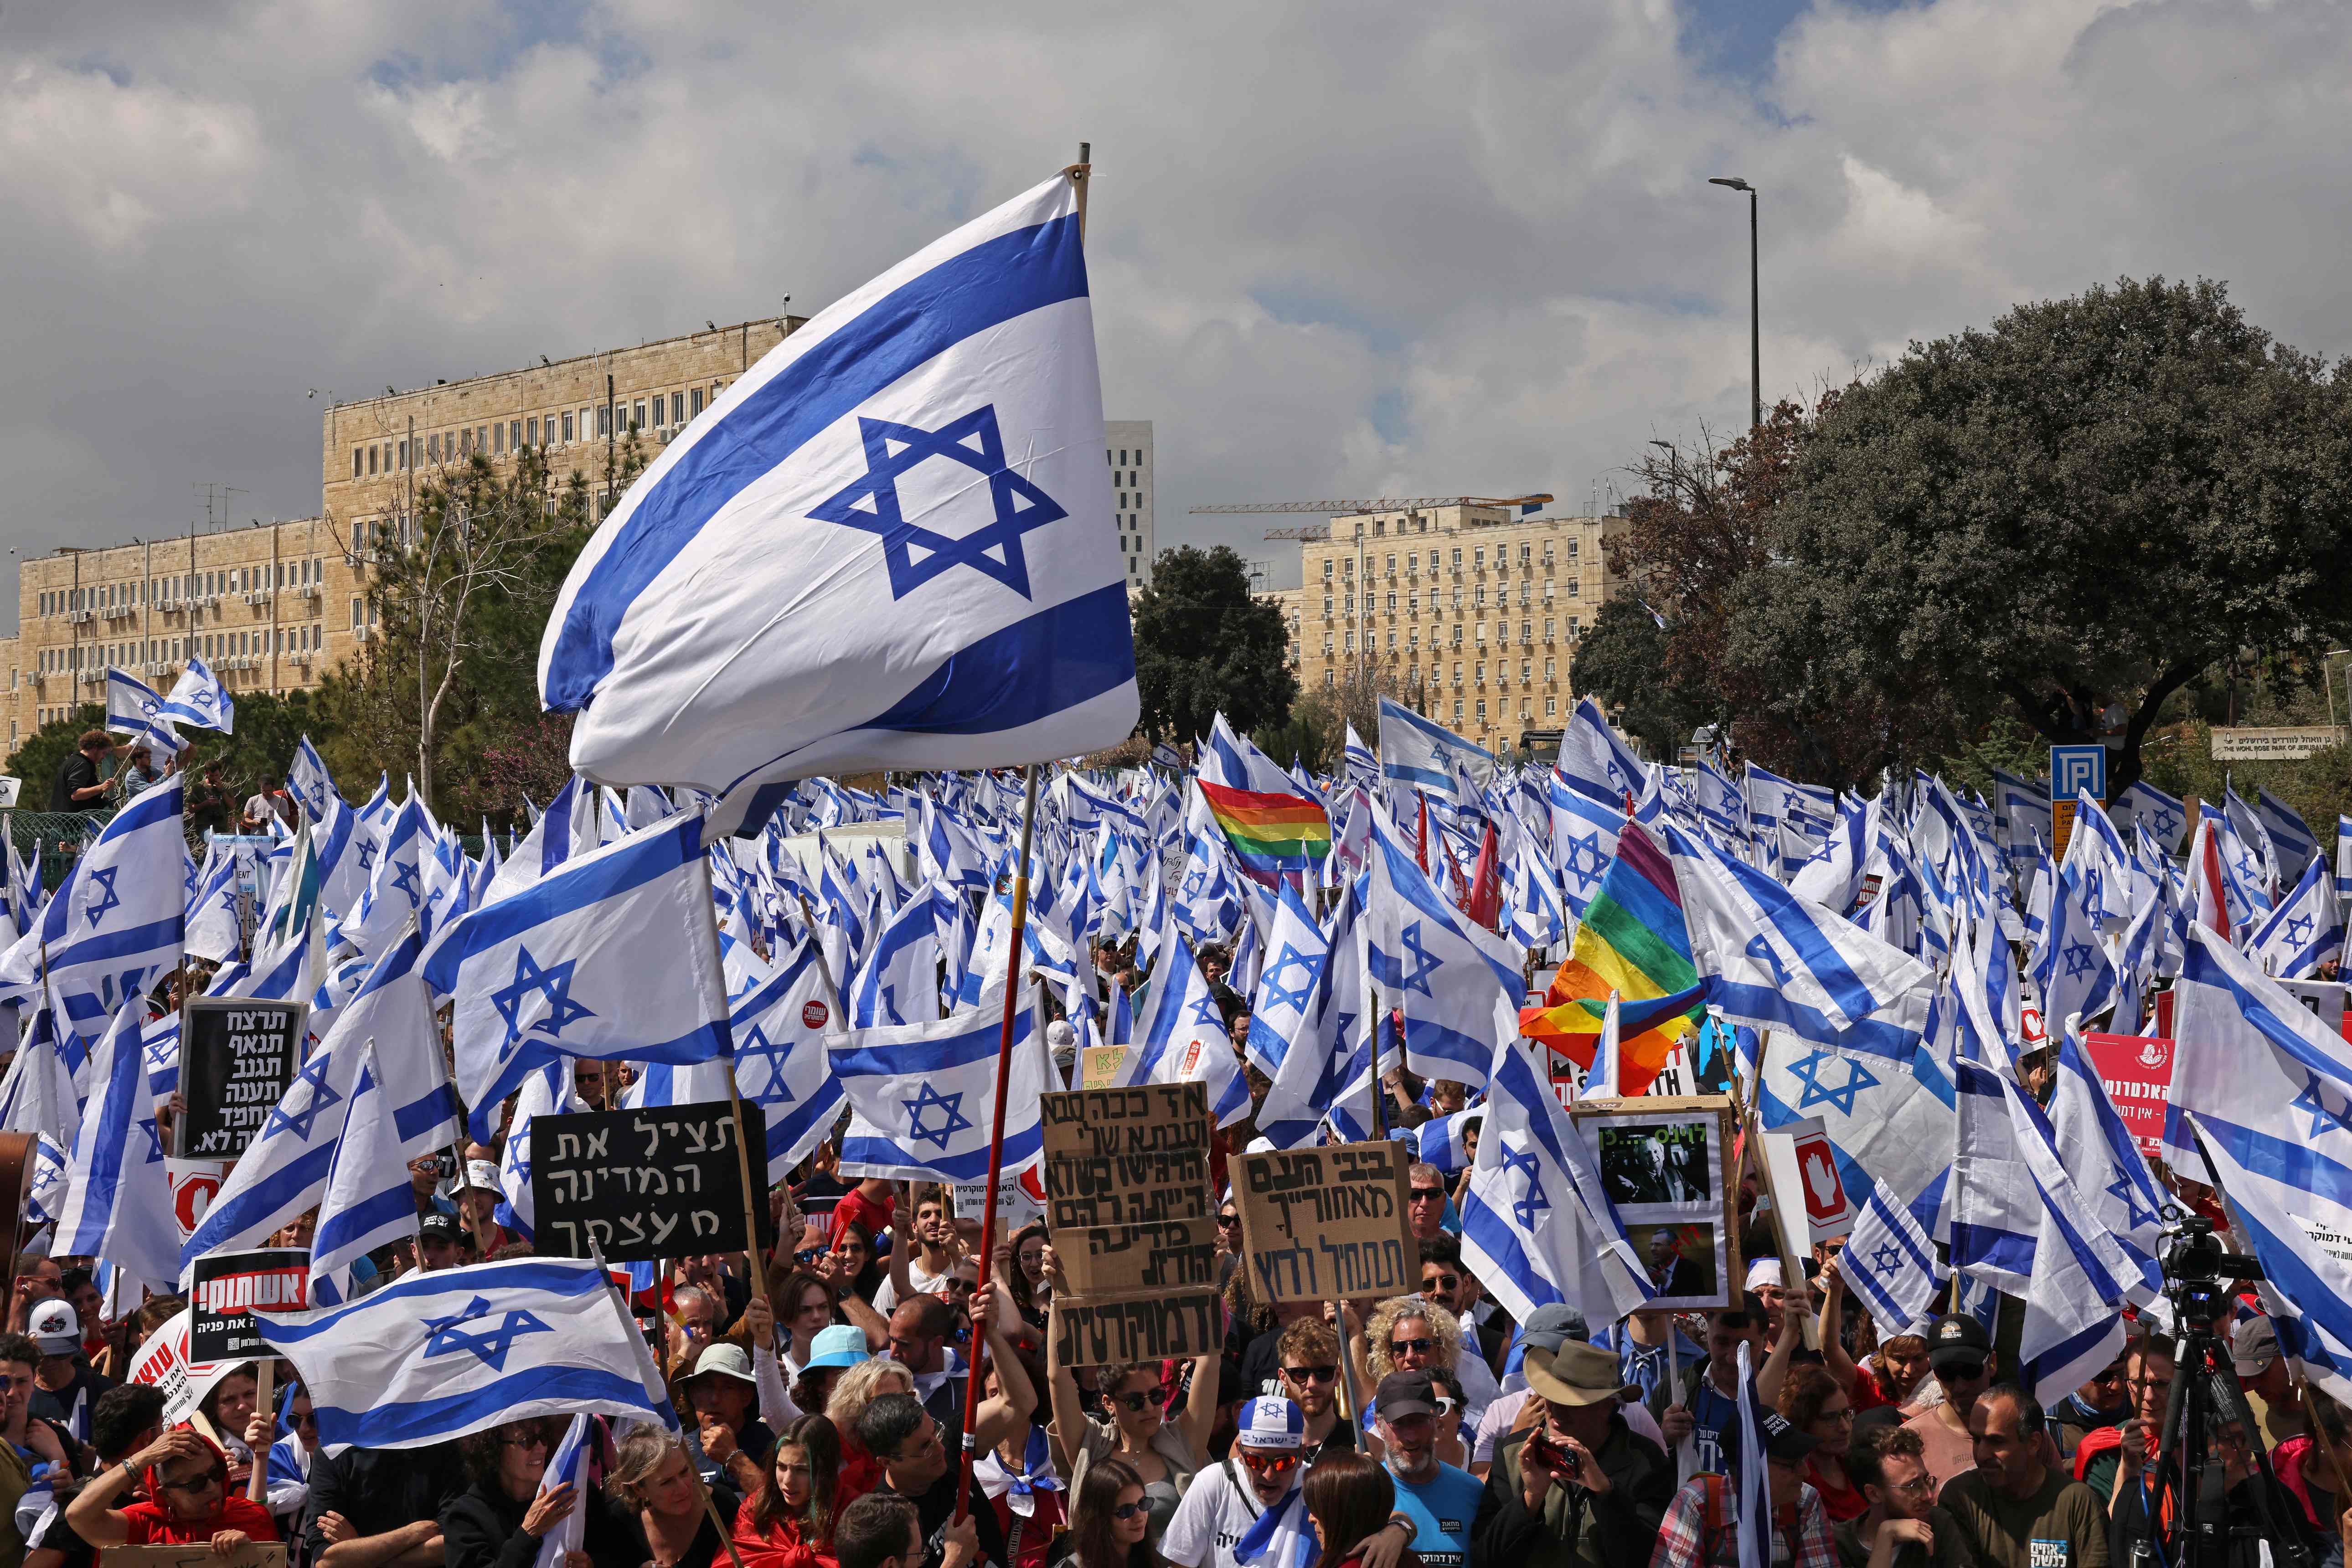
[
  {"xmin": 303, "ymin": 1443, "xmax": 468, "ymax": 1561},
  {"xmin": 440, "ymin": 1477, "xmax": 545, "ymax": 1568},
  {"xmin": 1471, "ymin": 1415, "xmax": 1673, "ymax": 1568}
]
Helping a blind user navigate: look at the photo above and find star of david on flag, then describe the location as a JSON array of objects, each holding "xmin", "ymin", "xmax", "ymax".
[
  {"xmin": 830, "ymin": 985, "xmax": 1045, "ymax": 1183},
  {"xmin": 255, "ymin": 1257, "xmax": 676, "ymax": 1454},
  {"xmin": 540, "ymin": 171, "xmax": 1136, "ymax": 825},
  {"xmin": 160, "ymin": 654, "xmax": 236, "ymax": 734}
]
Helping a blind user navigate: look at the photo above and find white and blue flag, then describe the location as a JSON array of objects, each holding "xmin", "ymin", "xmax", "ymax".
[
  {"xmin": 160, "ymin": 655, "xmax": 235, "ymax": 734},
  {"xmin": 308, "ymin": 1044, "xmax": 417, "ymax": 1307},
  {"xmin": 0, "ymin": 776, "xmax": 185, "ymax": 1040},
  {"xmin": 422, "ymin": 812, "xmax": 732, "ymax": 1141},
  {"xmin": 731, "ymin": 941, "xmax": 849, "ymax": 1183},
  {"xmin": 1367, "ymin": 811, "xmax": 1524, "ymax": 1090},
  {"xmin": 254, "ymin": 1256, "xmax": 676, "ymax": 1453},
  {"xmin": 287, "ymin": 736, "xmax": 340, "ymax": 823},
  {"xmin": 2248, "ymin": 852, "xmax": 2342, "ymax": 981},
  {"xmin": 542, "ymin": 174, "xmax": 1137, "ymax": 820},
  {"xmin": 1119, "ymin": 921, "xmax": 1251, "ymax": 1125},
  {"xmin": 1377, "ymin": 697, "xmax": 1496, "ymax": 801},
  {"xmin": 53, "ymin": 1002, "xmax": 180, "ymax": 1290},
  {"xmin": 104, "ymin": 669, "xmax": 180, "ymax": 756},
  {"xmin": 831, "ymin": 991, "xmax": 1044, "ymax": 1183},
  {"xmin": 533, "ymin": 1415, "xmax": 593, "ymax": 1568}
]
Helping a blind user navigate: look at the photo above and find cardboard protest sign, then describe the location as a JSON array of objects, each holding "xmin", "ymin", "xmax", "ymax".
[
  {"xmin": 103, "ymin": 1545, "xmax": 286, "ymax": 1568},
  {"xmin": 187, "ymin": 1248, "xmax": 309, "ymax": 1363},
  {"xmin": 1042, "ymin": 1084, "xmax": 1213, "ymax": 1365},
  {"xmin": 1233, "ymin": 1140, "xmax": 1415, "ymax": 1303},
  {"xmin": 529, "ymin": 1102, "xmax": 768, "ymax": 1263},
  {"xmin": 175, "ymin": 1000, "xmax": 305, "ymax": 1161},
  {"xmin": 126, "ymin": 1308, "xmax": 242, "ymax": 1424}
]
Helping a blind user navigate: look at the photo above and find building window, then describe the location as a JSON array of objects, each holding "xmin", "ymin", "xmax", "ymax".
[
  {"xmin": 1475, "ymin": 622, "xmax": 1486, "ymax": 645},
  {"xmin": 563, "ymin": 412, "xmax": 576, "ymax": 443},
  {"xmin": 1546, "ymin": 697, "xmax": 1558, "ymax": 716},
  {"xmin": 1474, "ymin": 547, "xmax": 1485, "ymax": 568},
  {"xmin": 1450, "ymin": 548, "xmax": 1462, "ymax": 568},
  {"xmin": 1567, "ymin": 540, "xmax": 1580, "ymax": 561},
  {"xmin": 1477, "ymin": 701, "xmax": 1487, "ymax": 723},
  {"xmin": 1325, "ymin": 671, "xmax": 1336, "ymax": 688},
  {"xmin": 1567, "ymin": 580, "xmax": 1579, "ymax": 598},
  {"xmin": 352, "ymin": 449, "xmax": 363, "ymax": 478},
  {"xmin": 1568, "ymin": 617, "xmax": 1580, "ymax": 638},
  {"xmin": 528, "ymin": 416, "xmax": 539, "ymax": 446},
  {"xmin": 350, "ymin": 597, "xmax": 363, "ymax": 631},
  {"xmin": 1453, "ymin": 701, "xmax": 1464, "ymax": 722},
  {"xmin": 672, "ymin": 392, "xmax": 686, "ymax": 424},
  {"xmin": 691, "ymin": 388, "xmax": 704, "ymax": 418},
  {"xmin": 1385, "ymin": 554, "xmax": 1396, "ymax": 575},
  {"xmin": 1450, "ymin": 625, "xmax": 1462, "ymax": 647},
  {"xmin": 1323, "ymin": 561, "xmax": 1334, "ymax": 579},
  {"xmin": 632, "ymin": 399, "xmax": 645, "ymax": 430}
]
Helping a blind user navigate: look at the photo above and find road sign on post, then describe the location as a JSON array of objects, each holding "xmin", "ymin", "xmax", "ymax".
[{"xmin": 2049, "ymin": 746, "xmax": 2108, "ymax": 858}]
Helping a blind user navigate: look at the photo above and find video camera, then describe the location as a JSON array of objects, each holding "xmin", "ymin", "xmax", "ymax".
[{"xmin": 2155, "ymin": 1213, "xmax": 2262, "ymax": 1330}]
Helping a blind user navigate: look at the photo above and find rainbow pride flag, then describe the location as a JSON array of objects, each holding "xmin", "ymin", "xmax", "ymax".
[
  {"xmin": 1197, "ymin": 778, "xmax": 1331, "ymax": 876},
  {"xmin": 1521, "ymin": 820, "xmax": 1705, "ymax": 1094}
]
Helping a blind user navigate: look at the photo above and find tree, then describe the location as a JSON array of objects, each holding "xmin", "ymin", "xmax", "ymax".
[
  {"xmin": 1568, "ymin": 595, "xmax": 1707, "ymax": 760},
  {"xmin": 1130, "ymin": 545, "xmax": 1297, "ymax": 743},
  {"xmin": 1731, "ymin": 277, "xmax": 2352, "ymax": 795}
]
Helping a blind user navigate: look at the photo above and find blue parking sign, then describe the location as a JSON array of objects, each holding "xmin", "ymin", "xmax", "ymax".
[{"xmin": 2050, "ymin": 744, "xmax": 2107, "ymax": 803}]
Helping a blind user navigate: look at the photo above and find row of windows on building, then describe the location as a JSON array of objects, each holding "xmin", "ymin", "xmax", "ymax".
[
  {"xmin": 1318, "ymin": 678, "xmax": 1561, "ymax": 732},
  {"xmin": 1324, "ymin": 580, "xmax": 1583, "ymax": 615},
  {"xmin": 1325, "ymin": 540, "xmax": 1580, "ymax": 579},
  {"xmin": 351, "ymin": 386, "xmax": 725, "ymax": 477},
  {"xmin": 36, "ymin": 559, "xmax": 330, "ymax": 617},
  {"xmin": 33, "ymin": 623, "xmax": 330, "ymax": 675},
  {"xmin": 1322, "ymin": 653, "xmax": 1562, "ymax": 686},
  {"xmin": 1322, "ymin": 617, "xmax": 1583, "ymax": 654}
]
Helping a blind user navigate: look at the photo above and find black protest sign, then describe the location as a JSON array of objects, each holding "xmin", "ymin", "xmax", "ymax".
[
  {"xmin": 1042, "ymin": 1084, "xmax": 1215, "ymax": 1365},
  {"xmin": 1051, "ymin": 1289, "xmax": 1221, "ymax": 1366},
  {"xmin": 176, "ymin": 1000, "xmax": 306, "ymax": 1160},
  {"xmin": 1233, "ymin": 1141, "xmax": 1416, "ymax": 1303},
  {"xmin": 188, "ymin": 1248, "xmax": 309, "ymax": 1362},
  {"xmin": 529, "ymin": 1101, "xmax": 768, "ymax": 1264}
]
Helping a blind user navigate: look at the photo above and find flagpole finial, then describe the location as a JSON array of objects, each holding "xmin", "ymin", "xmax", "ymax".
[{"xmin": 1066, "ymin": 144, "xmax": 1092, "ymax": 242}]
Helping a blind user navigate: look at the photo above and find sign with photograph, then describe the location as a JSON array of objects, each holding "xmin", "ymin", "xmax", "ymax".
[{"xmin": 1573, "ymin": 1096, "xmax": 1737, "ymax": 1310}]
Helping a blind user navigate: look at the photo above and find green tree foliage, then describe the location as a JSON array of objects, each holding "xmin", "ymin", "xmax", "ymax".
[
  {"xmin": 1730, "ymin": 277, "xmax": 2352, "ymax": 795},
  {"xmin": 1568, "ymin": 595, "xmax": 1707, "ymax": 760},
  {"xmin": 1131, "ymin": 545, "xmax": 1297, "ymax": 743}
]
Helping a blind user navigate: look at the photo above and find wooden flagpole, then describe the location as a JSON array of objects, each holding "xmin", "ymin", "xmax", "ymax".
[{"xmin": 951, "ymin": 761, "xmax": 1043, "ymax": 1523}]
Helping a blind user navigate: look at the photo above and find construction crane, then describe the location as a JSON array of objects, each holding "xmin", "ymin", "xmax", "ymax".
[{"xmin": 1191, "ymin": 493, "xmax": 1553, "ymax": 543}]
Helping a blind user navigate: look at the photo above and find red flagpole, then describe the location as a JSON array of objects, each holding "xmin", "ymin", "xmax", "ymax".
[{"xmin": 952, "ymin": 761, "xmax": 1042, "ymax": 1522}]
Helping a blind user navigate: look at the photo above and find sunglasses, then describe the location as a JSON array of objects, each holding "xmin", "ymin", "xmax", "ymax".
[
  {"xmin": 1423, "ymin": 1274, "xmax": 1460, "ymax": 1293},
  {"xmin": 1110, "ymin": 1390, "xmax": 1156, "ymax": 1413},
  {"xmin": 1284, "ymin": 1365, "xmax": 1337, "ymax": 1385},
  {"xmin": 1110, "ymin": 1502, "xmax": 1149, "ymax": 1522},
  {"xmin": 1408, "ymin": 1188, "xmax": 1446, "ymax": 1203},
  {"xmin": 1390, "ymin": 1337, "xmax": 1435, "ymax": 1356},
  {"xmin": 502, "ymin": 1433, "xmax": 551, "ymax": 1450},
  {"xmin": 1938, "ymin": 1360, "xmax": 1986, "ymax": 1382},
  {"xmin": 946, "ymin": 1278, "xmax": 977, "ymax": 1294},
  {"xmin": 293, "ymin": 1410, "xmax": 319, "ymax": 1430},
  {"xmin": 1217, "ymin": 1213, "xmax": 1242, "ymax": 1229},
  {"xmin": 1238, "ymin": 1451, "xmax": 1300, "ymax": 1476},
  {"xmin": 2089, "ymin": 1365, "xmax": 2128, "ymax": 1385},
  {"xmin": 162, "ymin": 1469, "xmax": 226, "ymax": 1494}
]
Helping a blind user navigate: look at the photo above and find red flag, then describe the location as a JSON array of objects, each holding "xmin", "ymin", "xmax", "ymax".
[
  {"xmin": 1464, "ymin": 820, "xmax": 1504, "ymax": 928},
  {"xmin": 1415, "ymin": 792, "xmax": 1430, "ymax": 873}
]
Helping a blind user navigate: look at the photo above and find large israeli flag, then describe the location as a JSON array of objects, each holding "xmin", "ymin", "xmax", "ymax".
[
  {"xmin": 1377, "ymin": 698, "xmax": 1496, "ymax": 798},
  {"xmin": 104, "ymin": 669, "xmax": 181, "ymax": 756},
  {"xmin": 0, "ymin": 777, "xmax": 185, "ymax": 1038},
  {"xmin": 422, "ymin": 812, "xmax": 732, "ymax": 1141},
  {"xmin": 54, "ymin": 1002, "xmax": 181, "ymax": 1290},
  {"xmin": 1367, "ymin": 811, "xmax": 1525, "ymax": 1089},
  {"xmin": 308, "ymin": 1045, "xmax": 416, "ymax": 1307},
  {"xmin": 541, "ymin": 174, "xmax": 1136, "ymax": 815},
  {"xmin": 254, "ymin": 1257, "xmax": 676, "ymax": 1454}
]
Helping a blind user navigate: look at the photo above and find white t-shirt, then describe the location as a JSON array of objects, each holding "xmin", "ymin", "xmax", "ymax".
[
  {"xmin": 1469, "ymin": 1389, "xmax": 1666, "ymax": 1469},
  {"xmin": 874, "ymin": 1257, "xmax": 953, "ymax": 1311},
  {"xmin": 1160, "ymin": 1457, "xmax": 1286, "ymax": 1568}
]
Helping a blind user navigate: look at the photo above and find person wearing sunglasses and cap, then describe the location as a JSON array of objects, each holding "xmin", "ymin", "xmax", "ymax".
[{"xmin": 1472, "ymin": 1338, "xmax": 1673, "ymax": 1567}]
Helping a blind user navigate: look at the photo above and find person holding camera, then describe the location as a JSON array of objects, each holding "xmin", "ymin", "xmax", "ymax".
[{"xmin": 1470, "ymin": 1340, "xmax": 1672, "ymax": 1567}]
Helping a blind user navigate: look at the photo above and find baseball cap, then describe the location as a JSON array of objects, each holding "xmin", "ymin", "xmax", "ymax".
[
  {"xmin": 2232, "ymin": 1317, "xmax": 2280, "ymax": 1379},
  {"xmin": 1519, "ymin": 1304, "xmax": 1590, "ymax": 1355},
  {"xmin": 1235, "ymin": 1396, "xmax": 1305, "ymax": 1450},
  {"xmin": 1524, "ymin": 1341, "xmax": 1640, "ymax": 1408},
  {"xmin": 1374, "ymin": 1369, "xmax": 1437, "ymax": 1419},
  {"xmin": 27, "ymin": 1300, "xmax": 78, "ymax": 1357},
  {"xmin": 690, "ymin": 1342, "xmax": 760, "ymax": 1386},
  {"xmin": 419, "ymin": 1212, "xmax": 464, "ymax": 1244},
  {"xmin": 1723, "ymin": 1408, "xmax": 1820, "ymax": 1468},
  {"xmin": 1926, "ymin": 1315, "xmax": 1993, "ymax": 1372},
  {"xmin": 805, "ymin": 1323, "xmax": 871, "ymax": 1370}
]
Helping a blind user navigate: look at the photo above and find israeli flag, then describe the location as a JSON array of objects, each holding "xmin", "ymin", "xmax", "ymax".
[
  {"xmin": 1259, "ymin": 880, "xmax": 1375, "ymax": 1147},
  {"xmin": 1839, "ymin": 1174, "xmax": 1943, "ymax": 1336},
  {"xmin": 495, "ymin": 1062, "xmax": 585, "ymax": 1242},
  {"xmin": 1241, "ymin": 884, "xmax": 1330, "ymax": 1092},
  {"xmin": 532, "ymin": 1415, "xmax": 593, "ymax": 1568},
  {"xmin": 0, "ymin": 777, "xmax": 185, "ymax": 1039},
  {"xmin": 544, "ymin": 173, "xmax": 1135, "ymax": 821},
  {"xmin": 423, "ymin": 812, "xmax": 732, "ymax": 1141},
  {"xmin": 2165, "ymin": 922, "xmax": 2352, "ymax": 1189},
  {"xmin": 0, "ymin": 1000, "xmax": 82, "ymax": 1151},
  {"xmin": 344, "ymin": 796, "xmax": 428, "ymax": 959},
  {"xmin": 1377, "ymin": 697, "xmax": 1496, "ymax": 799},
  {"xmin": 1342, "ymin": 725, "xmax": 1379, "ymax": 790},
  {"xmin": 54, "ymin": 1002, "xmax": 180, "ymax": 1290},
  {"xmin": 182, "ymin": 928, "xmax": 464, "ymax": 1263},
  {"xmin": 104, "ymin": 669, "xmax": 180, "ymax": 756},
  {"xmin": 254, "ymin": 1257, "xmax": 676, "ymax": 1454},
  {"xmin": 184, "ymin": 846, "xmax": 244, "ymax": 965},
  {"xmin": 2110, "ymin": 778, "xmax": 2183, "ymax": 857},
  {"xmin": 287, "ymin": 736, "xmax": 340, "ymax": 823},
  {"xmin": 2186, "ymin": 1114, "xmax": 2352, "ymax": 1407},
  {"xmin": 2259, "ymin": 786, "xmax": 2320, "ymax": 884},
  {"xmin": 2248, "ymin": 853, "xmax": 2342, "ymax": 981},
  {"xmin": 1367, "ymin": 811, "xmax": 1525, "ymax": 1089},
  {"xmin": 159, "ymin": 655, "xmax": 235, "ymax": 734},
  {"xmin": 731, "ymin": 941, "xmax": 848, "ymax": 1183},
  {"xmin": 309, "ymin": 1045, "xmax": 417, "ymax": 1306},
  {"xmin": 830, "ymin": 990, "xmax": 1044, "ymax": 1182},
  {"xmin": 2031, "ymin": 863, "xmax": 2116, "ymax": 1034},
  {"xmin": 1119, "ymin": 920, "xmax": 1251, "ymax": 1125},
  {"xmin": 847, "ymin": 882, "xmax": 950, "ymax": 1029}
]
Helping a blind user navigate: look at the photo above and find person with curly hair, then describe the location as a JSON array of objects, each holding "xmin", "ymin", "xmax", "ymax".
[
  {"xmin": 606, "ymin": 1425, "xmax": 739, "ymax": 1568},
  {"xmin": 1778, "ymin": 1365, "xmax": 1865, "ymax": 1523},
  {"xmin": 1359, "ymin": 1299, "xmax": 1466, "ymax": 1450},
  {"xmin": 437, "ymin": 1417, "xmax": 588, "ymax": 1568}
]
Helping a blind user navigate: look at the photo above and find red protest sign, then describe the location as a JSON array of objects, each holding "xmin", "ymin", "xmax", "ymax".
[{"xmin": 2081, "ymin": 1032, "xmax": 2176, "ymax": 1158}]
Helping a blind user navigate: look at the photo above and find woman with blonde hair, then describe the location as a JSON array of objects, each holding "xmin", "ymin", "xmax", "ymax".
[
  {"xmin": 606, "ymin": 1424, "xmax": 736, "ymax": 1568},
  {"xmin": 1359, "ymin": 1297, "xmax": 1468, "ymax": 1452},
  {"xmin": 825, "ymin": 1355, "xmax": 915, "ymax": 1510}
]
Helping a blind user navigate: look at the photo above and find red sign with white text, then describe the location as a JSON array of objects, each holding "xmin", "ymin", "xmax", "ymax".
[{"xmin": 2081, "ymin": 1032, "xmax": 2176, "ymax": 1158}]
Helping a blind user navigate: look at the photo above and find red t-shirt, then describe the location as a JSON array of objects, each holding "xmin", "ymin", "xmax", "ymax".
[
  {"xmin": 830, "ymin": 1185, "xmax": 895, "ymax": 1245},
  {"xmin": 120, "ymin": 1495, "xmax": 280, "ymax": 1546}
]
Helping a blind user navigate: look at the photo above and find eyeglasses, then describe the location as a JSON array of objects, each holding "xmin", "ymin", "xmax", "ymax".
[
  {"xmin": 1422, "ymin": 1274, "xmax": 1459, "ymax": 1293},
  {"xmin": 1408, "ymin": 1188, "xmax": 1445, "ymax": 1203},
  {"xmin": 1816, "ymin": 1408, "xmax": 1855, "ymax": 1426},
  {"xmin": 1110, "ymin": 1390, "xmax": 1156, "ymax": 1413},
  {"xmin": 1888, "ymin": 1474, "xmax": 1936, "ymax": 1499},
  {"xmin": 2088, "ymin": 1365, "xmax": 2128, "ymax": 1385},
  {"xmin": 1390, "ymin": 1337, "xmax": 1435, "ymax": 1356},
  {"xmin": 1284, "ymin": 1365, "xmax": 1337, "ymax": 1385},
  {"xmin": 1110, "ymin": 1502, "xmax": 1149, "ymax": 1521},
  {"xmin": 1238, "ymin": 1451, "xmax": 1300, "ymax": 1476}
]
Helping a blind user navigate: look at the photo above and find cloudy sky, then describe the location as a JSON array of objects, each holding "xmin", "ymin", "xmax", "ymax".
[{"xmin": 4, "ymin": 0, "xmax": 2349, "ymax": 614}]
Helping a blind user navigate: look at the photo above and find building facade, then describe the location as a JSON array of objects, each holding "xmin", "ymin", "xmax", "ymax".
[
  {"xmin": 1105, "ymin": 420, "xmax": 1155, "ymax": 589},
  {"xmin": 1290, "ymin": 504, "xmax": 1627, "ymax": 756},
  {"xmin": 0, "ymin": 517, "xmax": 364, "ymax": 751}
]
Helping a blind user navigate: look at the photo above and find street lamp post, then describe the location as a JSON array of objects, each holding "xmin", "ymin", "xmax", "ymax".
[{"xmin": 1707, "ymin": 177, "xmax": 1760, "ymax": 431}]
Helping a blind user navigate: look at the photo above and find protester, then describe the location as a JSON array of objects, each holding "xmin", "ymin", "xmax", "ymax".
[
  {"xmin": 1367, "ymin": 1372, "xmax": 1481, "ymax": 1568},
  {"xmin": 1274, "ymin": 1319, "xmax": 1359, "ymax": 1467},
  {"xmin": 857, "ymin": 1393, "xmax": 1005, "ymax": 1568},
  {"xmin": 1051, "ymin": 1458, "xmax": 1153, "ymax": 1568},
  {"xmin": 2071, "ymin": 1336, "xmax": 2171, "ymax": 1507},
  {"xmin": 1161, "ymin": 1396, "xmax": 1311, "ymax": 1568},
  {"xmin": 1651, "ymin": 1295, "xmax": 1772, "ymax": 1477},
  {"xmin": 1897, "ymin": 1318, "xmax": 1996, "ymax": 1487},
  {"xmin": 1779, "ymin": 1366, "xmax": 1865, "ymax": 1522},
  {"xmin": 1363, "ymin": 1298, "xmax": 1481, "ymax": 1443},
  {"xmin": 606, "ymin": 1425, "xmax": 740, "ymax": 1568},
  {"xmin": 65, "ymin": 1427, "xmax": 277, "ymax": 1549},
  {"xmin": 439, "ymin": 1417, "xmax": 592, "ymax": 1568},
  {"xmin": 1935, "ymin": 1387, "xmax": 2106, "ymax": 1568},
  {"xmin": 1830, "ymin": 1426, "xmax": 1965, "ymax": 1568},
  {"xmin": 828, "ymin": 1356, "xmax": 917, "ymax": 1507},
  {"xmin": 1473, "ymin": 1339, "xmax": 1672, "ymax": 1563},
  {"xmin": 51, "ymin": 733, "xmax": 112, "ymax": 812},
  {"xmin": 1651, "ymin": 1408, "xmax": 1836, "ymax": 1568},
  {"xmin": 2043, "ymin": 1352, "xmax": 2130, "ymax": 1470},
  {"xmin": 734, "ymin": 1413, "xmax": 841, "ymax": 1568},
  {"xmin": 26, "ymin": 1303, "xmax": 110, "ymax": 1445},
  {"xmin": 2231, "ymin": 1316, "xmax": 2306, "ymax": 1448}
]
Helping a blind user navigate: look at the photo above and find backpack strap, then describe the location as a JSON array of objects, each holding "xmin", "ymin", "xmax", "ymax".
[{"xmin": 1699, "ymin": 1472, "xmax": 1724, "ymax": 1548}]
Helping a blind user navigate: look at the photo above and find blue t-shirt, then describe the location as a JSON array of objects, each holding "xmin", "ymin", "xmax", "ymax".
[{"xmin": 1387, "ymin": 1463, "xmax": 1482, "ymax": 1568}]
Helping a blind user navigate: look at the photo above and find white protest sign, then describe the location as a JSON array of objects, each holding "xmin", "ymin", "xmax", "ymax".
[
  {"xmin": 126, "ymin": 1308, "xmax": 243, "ymax": 1425},
  {"xmin": 1759, "ymin": 1116, "xmax": 1852, "ymax": 1250}
]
